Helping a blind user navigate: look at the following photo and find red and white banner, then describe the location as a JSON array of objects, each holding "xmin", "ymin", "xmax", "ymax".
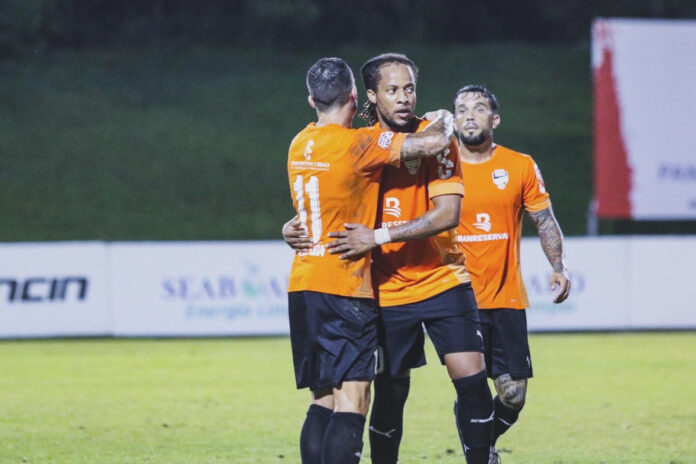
[{"xmin": 593, "ymin": 18, "xmax": 696, "ymax": 219}]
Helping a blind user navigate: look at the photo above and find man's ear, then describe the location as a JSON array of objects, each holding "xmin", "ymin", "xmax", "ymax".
[
  {"xmin": 308, "ymin": 95, "xmax": 316, "ymax": 109},
  {"xmin": 367, "ymin": 89, "xmax": 377, "ymax": 104},
  {"xmin": 492, "ymin": 113, "xmax": 501, "ymax": 130}
]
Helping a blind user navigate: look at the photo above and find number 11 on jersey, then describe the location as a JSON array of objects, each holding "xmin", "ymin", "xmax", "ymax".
[{"xmin": 293, "ymin": 175, "xmax": 325, "ymax": 257}]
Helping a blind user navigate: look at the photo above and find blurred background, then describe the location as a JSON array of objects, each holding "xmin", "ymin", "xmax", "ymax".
[{"xmin": 2, "ymin": 0, "xmax": 695, "ymax": 242}]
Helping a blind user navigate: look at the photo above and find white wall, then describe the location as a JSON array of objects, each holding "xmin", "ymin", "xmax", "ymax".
[{"xmin": 0, "ymin": 237, "xmax": 694, "ymax": 338}]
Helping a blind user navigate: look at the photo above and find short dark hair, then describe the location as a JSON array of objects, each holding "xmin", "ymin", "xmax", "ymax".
[
  {"xmin": 306, "ymin": 57, "xmax": 355, "ymax": 112},
  {"xmin": 453, "ymin": 85, "xmax": 499, "ymax": 113},
  {"xmin": 359, "ymin": 53, "xmax": 419, "ymax": 124}
]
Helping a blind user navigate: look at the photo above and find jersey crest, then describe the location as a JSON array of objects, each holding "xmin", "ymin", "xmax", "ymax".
[
  {"xmin": 492, "ymin": 168, "xmax": 509, "ymax": 190},
  {"xmin": 404, "ymin": 159, "xmax": 421, "ymax": 175}
]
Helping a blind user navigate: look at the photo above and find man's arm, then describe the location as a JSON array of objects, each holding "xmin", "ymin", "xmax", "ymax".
[
  {"xmin": 527, "ymin": 206, "xmax": 571, "ymax": 303},
  {"xmin": 326, "ymin": 194, "xmax": 461, "ymax": 260},
  {"xmin": 399, "ymin": 110, "xmax": 454, "ymax": 162}
]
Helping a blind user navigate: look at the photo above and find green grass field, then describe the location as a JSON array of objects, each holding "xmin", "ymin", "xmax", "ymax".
[{"xmin": 0, "ymin": 333, "xmax": 693, "ymax": 463}]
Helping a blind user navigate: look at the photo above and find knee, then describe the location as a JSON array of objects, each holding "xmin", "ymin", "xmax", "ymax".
[
  {"xmin": 494, "ymin": 375, "xmax": 527, "ymax": 410},
  {"xmin": 334, "ymin": 381, "xmax": 371, "ymax": 415}
]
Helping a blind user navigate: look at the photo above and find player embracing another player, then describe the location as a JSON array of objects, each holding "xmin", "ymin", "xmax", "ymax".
[
  {"xmin": 286, "ymin": 56, "xmax": 455, "ymax": 464},
  {"xmin": 289, "ymin": 54, "xmax": 496, "ymax": 464}
]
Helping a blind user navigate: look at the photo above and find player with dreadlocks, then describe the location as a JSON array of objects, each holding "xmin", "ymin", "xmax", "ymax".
[{"xmin": 286, "ymin": 53, "xmax": 494, "ymax": 464}]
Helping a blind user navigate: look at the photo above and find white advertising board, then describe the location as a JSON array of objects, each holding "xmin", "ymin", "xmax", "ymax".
[
  {"xmin": 0, "ymin": 238, "xmax": 693, "ymax": 338},
  {"xmin": 523, "ymin": 236, "xmax": 696, "ymax": 331},
  {"xmin": 593, "ymin": 19, "xmax": 696, "ymax": 219},
  {"xmin": 0, "ymin": 242, "xmax": 111, "ymax": 337},
  {"xmin": 524, "ymin": 237, "xmax": 631, "ymax": 331},
  {"xmin": 110, "ymin": 241, "xmax": 295, "ymax": 336},
  {"xmin": 626, "ymin": 237, "xmax": 696, "ymax": 329}
]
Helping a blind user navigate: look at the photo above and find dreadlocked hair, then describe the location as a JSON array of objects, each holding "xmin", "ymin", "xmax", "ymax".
[
  {"xmin": 359, "ymin": 100, "xmax": 379, "ymax": 125},
  {"xmin": 359, "ymin": 53, "xmax": 418, "ymax": 127}
]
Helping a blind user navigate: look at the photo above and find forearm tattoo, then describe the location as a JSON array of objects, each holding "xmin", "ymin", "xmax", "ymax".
[
  {"xmin": 528, "ymin": 207, "xmax": 565, "ymax": 272},
  {"xmin": 390, "ymin": 215, "xmax": 436, "ymax": 242}
]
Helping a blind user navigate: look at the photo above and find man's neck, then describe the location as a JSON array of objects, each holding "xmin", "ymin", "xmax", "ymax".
[
  {"xmin": 458, "ymin": 137, "xmax": 496, "ymax": 164},
  {"xmin": 316, "ymin": 106, "xmax": 353, "ymax": 128}
]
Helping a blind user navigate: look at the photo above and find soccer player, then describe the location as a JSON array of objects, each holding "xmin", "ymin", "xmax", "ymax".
[
  {"xmin": 288, "ymin": 54, "xmax": 494, "ymax": 464},
  {"xmin": 452, "ymin": 85, "xmax": 571, "ymax": 463},
  {"xmin": 287, "ymin": 57, "xmax": 454, "ymax": 464}
]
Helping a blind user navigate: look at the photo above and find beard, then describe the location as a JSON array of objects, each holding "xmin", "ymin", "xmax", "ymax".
[
  {"xmin": 458, "ymin": 129, "xmax": 490, "ymax": 147},
  {"xmin": 376, "ymin": 105, "xmax": 416, "ymax": 132}
]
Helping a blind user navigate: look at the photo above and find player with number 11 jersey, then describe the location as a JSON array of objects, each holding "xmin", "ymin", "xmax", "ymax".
[{"xmin": 287, "ymin": 122, "xmax": 405, "ymax": 299}]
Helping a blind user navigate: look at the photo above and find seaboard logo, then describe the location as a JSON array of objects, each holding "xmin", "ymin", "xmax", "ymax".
[{"xmin": 0, "ymin": 277, "xmax": 89, "ymax": 304}]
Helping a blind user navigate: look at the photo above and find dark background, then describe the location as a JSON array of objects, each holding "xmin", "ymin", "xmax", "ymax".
[{"xmin": 1, "ymin": 0, "xmax": 695, "ymax": 241}]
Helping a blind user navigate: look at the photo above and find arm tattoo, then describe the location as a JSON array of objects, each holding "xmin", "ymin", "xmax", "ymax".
[
  {"xmin": 528, "ymin": 206, "xmax": 566, "ymax": 272},
  {"xmin": 390, "ymin": 215, "xmax": 436, "ymax": 242},
  {"xmin": 400, "ymin": 135, "xmax": 434, "ymax": 161}
]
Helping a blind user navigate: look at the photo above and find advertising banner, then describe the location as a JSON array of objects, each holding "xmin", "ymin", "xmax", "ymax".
[
  {"xmin": 110, "ymin": 241, "xmax": 295, "ymax": 336},
  {"xmin": 0, "ymin": 242, "xmax": 111, "ymax": 337},
  {"xmin": 593, "ymin": 19, "xmax": 696, "ymax": 219}
]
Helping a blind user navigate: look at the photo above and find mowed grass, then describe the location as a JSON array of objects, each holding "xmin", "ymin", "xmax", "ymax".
[{"xmin": 1, "ymin": 333, "xmax": 693, "ymax": 464}]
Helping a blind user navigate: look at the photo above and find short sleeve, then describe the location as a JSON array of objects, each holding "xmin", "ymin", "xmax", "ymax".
[
  {"xmin": 426, "ymin": 137, "xmax": 465, "ymax": 199},
  {"xmin": 350, "ymin": 128, "xmax": 405, "ymax": 173},
  {"xmin": 522, "ymin": 156, "xmax": 551, "ymax": 212}
]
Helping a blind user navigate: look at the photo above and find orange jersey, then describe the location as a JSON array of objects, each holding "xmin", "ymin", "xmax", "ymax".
[
  {"xmin": 287, "ymin": 122, "xmax": 406, "ymax": 298},
  {"xmin": 372, "ymin": 119, "xmax": 470, "ymax": 307},
  {"xmin": 457, "ymin": 144, "xmax": 551, "ymax": 309}
]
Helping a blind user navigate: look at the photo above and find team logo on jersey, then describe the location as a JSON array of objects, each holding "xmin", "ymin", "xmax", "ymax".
[
  {"xmin": 384, "ymin": 197, "xmax": 402, "ymax": 218},
  {"xmin": 473, "ymin": 213, "xmax": 492, "ymax": 232},
  {"xmin": 378, "ymin": 131, "xmax": 395, "ymax": 149},
  {"xmin": 405, "ymin": 159, "xmax": 421, "ymax": 175},
  {"xmin": 492, "ymin": 169, "xmax": 509, "ymax": 190},
  {"xmin": 304, "ymin": 140, "xmax": 314, "ymax": 160},
  {"xmin": 533, "ymin": 163, "xmax": 547, "ymax": 194}
]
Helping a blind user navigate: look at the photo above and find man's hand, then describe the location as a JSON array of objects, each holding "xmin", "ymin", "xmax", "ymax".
[
  {"xmin": 550, "ymin": 269, "xmax": 571, "ymax": 303},
  {"xmin": 327, "ymin": 223, "xmax": 377, "ymax": 260},
  {"xmin": 421, "ymin": 110, "xmax": 445, "ymax": 121},
  {"xmin": 421, "ymin": 109, "xmax": 454, "ymax": 139},
  {"xmin": 281, "ymin": 217, "xmax": 312, "ymax": 251}
]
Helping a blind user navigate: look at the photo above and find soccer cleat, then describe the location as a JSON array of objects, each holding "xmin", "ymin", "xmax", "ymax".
[{"xmin": 488, "ymin": 446, "xmax": 501, "ymax": 464}]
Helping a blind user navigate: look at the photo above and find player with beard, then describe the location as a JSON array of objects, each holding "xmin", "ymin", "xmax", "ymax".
[
  {"xmin": 287, "ymin": 57, "xmax": 456, "ymax": 464},
  {"xmin": 453, "ymin": 85, "xmax": 570, "ymax": 463},
  {"xmin": 288, "ymin": 54, "xmax": 494, "ymax": 464}
]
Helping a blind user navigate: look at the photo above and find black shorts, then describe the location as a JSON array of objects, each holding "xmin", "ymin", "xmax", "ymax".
[
  {"xmin": 378, "ymin": 284, "xmax": 484, "ymax": 376},
  {"xmin": 478, "ymin": 308, "xmax": 533, "ymax": 380},
  {"xmin": 288, "ymin": 291, "xmax": 379, "ymax": 391}
]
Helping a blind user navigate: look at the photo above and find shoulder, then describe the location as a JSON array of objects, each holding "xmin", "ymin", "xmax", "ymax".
[{"xmin": 495, "ymin": 145, "xmax": 537, "ymax": 168}]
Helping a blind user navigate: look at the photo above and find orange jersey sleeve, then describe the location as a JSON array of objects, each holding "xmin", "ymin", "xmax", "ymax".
[
  {"xmin": 287, "ymin": 123, "xmax": 406, "ymax": 298},
  {"xmin": 457, "ymin": 145, "xmax": 551, "ymax": 309},
  {"xmin": 522, "ymin": 157, "xmax": 551, "ymax": 212},
  {"xmin": 372, "ymin": 120, "xmax": 470, "ymax": 307}
]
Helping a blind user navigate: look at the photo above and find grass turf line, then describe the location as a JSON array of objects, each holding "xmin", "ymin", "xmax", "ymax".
[{"xmin": 0, "ymin": 333, "xmax": 693, "ymax": 463}]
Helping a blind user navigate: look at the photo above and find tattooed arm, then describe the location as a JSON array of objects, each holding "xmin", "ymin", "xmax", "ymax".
[
  {"xmin": 399, "ymin": 110, "xmax": 454, "ymax": 161},
  {"xmin": 527, "ymin": 206, "xmax": 571, "ymax": 303},
  {"xmin": 326, "ymin": 194, "xmax": 461, "ymax": 260}
]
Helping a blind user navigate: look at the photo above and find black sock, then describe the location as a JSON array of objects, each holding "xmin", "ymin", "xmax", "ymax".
[
  {"xmin": 493, "ymin": 395, "xmax": 521, "ymax": 445},
  {"xmin": 300, "ymin": 404, "xmax": 333, "ymax": 464},
  {"xmin": 453, "ymin": 370, "xmax": 494, "ymax": 464},
  {"xmin": 369, "ymin": 375, "xmax": 410, "ymax": 464},
  {"xmin": 321, "ymin": 412, "xmax": 366, "ymax": 464}
]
